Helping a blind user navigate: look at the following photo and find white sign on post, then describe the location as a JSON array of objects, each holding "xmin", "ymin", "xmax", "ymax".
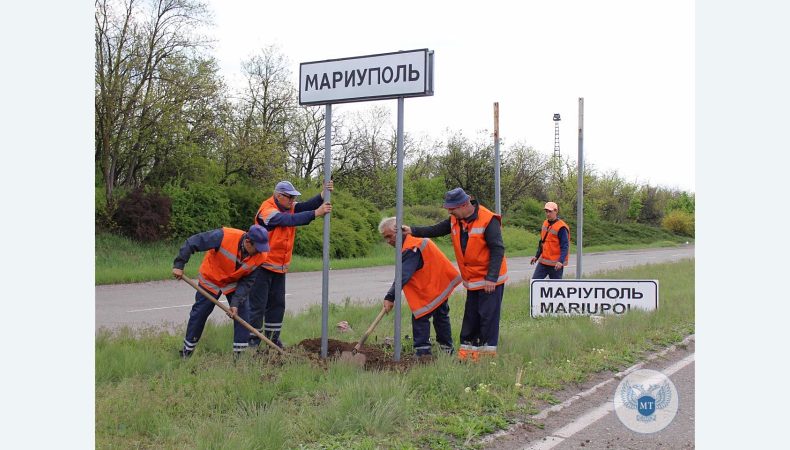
[
  {"xmin": 530, "ymin": 279, "xmax": 658, "ymax": 318},
  {"xmin": 299, "ymin": 49, "xmax": 434, "ymax": 105}
]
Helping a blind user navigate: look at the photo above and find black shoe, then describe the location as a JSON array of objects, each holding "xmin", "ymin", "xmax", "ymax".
[{"xmin": 179, "ymin": 349, "xmax": 193, "ymax": 359}]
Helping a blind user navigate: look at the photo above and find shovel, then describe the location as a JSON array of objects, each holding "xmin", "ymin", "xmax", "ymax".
[
  {"xmin": 340, "ymin": 305, "xmax": 388, "ymax": 366},
  {"xmin": 180, "ymin": 275, "xmax": 285, "ymax": 355}
]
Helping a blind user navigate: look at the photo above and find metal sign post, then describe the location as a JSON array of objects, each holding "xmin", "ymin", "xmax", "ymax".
[
  {"xmin": 494, "ymin": 102, "xmax": 501, "ymax": 214},
  {"xmin": 320, "ymin": 104, "xmax": 332, "ymax": 358},
  {"xmin": 393, "ymin": 97, "xmax": 405, "ymax": 361},
  {"xmin": 299, "ymin": 49, "xmax": 434, "ymax": 360},
  {"xmin": 577, "ymin": 97, "xmax": 584, "ymax": 279}
]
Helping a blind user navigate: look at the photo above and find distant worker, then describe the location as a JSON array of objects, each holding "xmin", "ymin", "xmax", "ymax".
[
  {"xmin": 402, "ymin": 188, "xmax": 507, "ymax": 362},
  {"xmin": 378, "ymin": 217, "xmax": 462, "ymax": 358},
  {"xmin": 530, "ymin": 201, "xmax": 570, "ymax": 279},
  {"xmin": 172, "ymin": 225, "xmax": 270, "ymax": 359},
  {"xmin": 248, "ymin": 180, "xmax": 333, "ymax": 350}
]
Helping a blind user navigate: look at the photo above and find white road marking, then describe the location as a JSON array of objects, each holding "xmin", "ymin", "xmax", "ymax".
[
  {"xmin": 128, "ymin": 299, "xmax": 228, "ymax": 313},
  {"xmin": 602, "ymin": 259, "xmax": 625, "ymax": 263},
  {"xmin": 521, "ymin": 353, "xmax": 695, "ymax": 449}
]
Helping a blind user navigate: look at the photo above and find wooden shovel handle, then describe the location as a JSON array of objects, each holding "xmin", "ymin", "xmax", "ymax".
[
  {"xmin": 354, "ymin": 305, "xmax": 388, "ymax": 352},
  {"xmin": 181, "ymin": 275, "xmax": 285, "ymax": 355}
]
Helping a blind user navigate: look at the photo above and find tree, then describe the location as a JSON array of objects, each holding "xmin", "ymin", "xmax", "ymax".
[
  {"xmin": 499, "ymin": 142, "xmax": 551, "ymax": 211},
  {"xmin": 438, "ymin": 131, "xmax": 495, "ymax": 205},
  {"xmin": 217, "ymin": 46, "xmax": 293, "ymax": 185},
  {"xmin": 95, "ymin": 0, "xmax": 214, "ymax": 211}
]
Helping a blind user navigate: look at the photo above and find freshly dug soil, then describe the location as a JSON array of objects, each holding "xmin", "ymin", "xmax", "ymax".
[{"xmin": 297, "ymin": 338, "xmax": 426, "ymax": 371}]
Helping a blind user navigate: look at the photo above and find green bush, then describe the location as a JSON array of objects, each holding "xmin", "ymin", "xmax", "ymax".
[
  {"xmin": 501, "ymin": 225, "xmax": 536, "ymax": 252},
  {"xmin": 163, "ymin": 182, "xmax": 231, "ymax": 239},
  {"xmin": 404, "ymin": 177, "xmax": 447, "ymax": 206},
  {"xmin": 661, "ymin": 210, "xmax": 695, "ymax": 237},
  {"xmin": 223, "ymin": 184, "xmax": 265, "ymax": 230},
  {"xmin": 504, "ymin": 198, "xmax": 544, "ymax": 231},
  {"xmin": 292, "ymin": 189, "xmax": 381, "ymax": 259}
]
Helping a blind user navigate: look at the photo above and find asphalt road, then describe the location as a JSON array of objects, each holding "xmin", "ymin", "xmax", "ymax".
[
  {"xmin": 95, "ymin": 246, "xmax": 694, "ymax": 332},
  {"xmin": 484, "ymin": 341, "xmax": 695, "ymax": 450}
]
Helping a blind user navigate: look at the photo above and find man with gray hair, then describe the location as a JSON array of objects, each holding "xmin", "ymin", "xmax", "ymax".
[{"xmin": 379, "ymin": 217, "xmax": 461, "ymax": 358}]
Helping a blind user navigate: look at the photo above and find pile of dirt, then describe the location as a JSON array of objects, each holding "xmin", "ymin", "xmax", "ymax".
[{"xmin": 297, "ymin": 338, "xmax": 425, "ymax": 371}]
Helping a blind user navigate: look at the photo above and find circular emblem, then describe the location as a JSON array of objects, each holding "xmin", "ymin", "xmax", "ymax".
[{"xmin": 614, "ymin": 368, "xmax": 679, "ymax": 433}]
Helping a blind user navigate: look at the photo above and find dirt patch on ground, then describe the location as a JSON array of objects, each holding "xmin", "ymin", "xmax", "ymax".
[{"xmin": 296, "ymin": 338, "xmax": 425, "ymax": 371}]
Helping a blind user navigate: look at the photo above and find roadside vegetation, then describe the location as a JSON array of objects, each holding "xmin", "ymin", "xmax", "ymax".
[
  {"xmin": 96, "ymin": 201, "xmax": 688, "ymax": 284},
  {"xmin": 96, "ymin": 260, "xmax": 694, "ymax": 449}
]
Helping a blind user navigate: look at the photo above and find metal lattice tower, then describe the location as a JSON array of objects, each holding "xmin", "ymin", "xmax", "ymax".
[
  {"xmin": 552, "ymin": 113, "xmax": 562, "ymax": 181},
  {"xmin": 553, "ymin": 113, "xmax": 561, "ymax": 159}
]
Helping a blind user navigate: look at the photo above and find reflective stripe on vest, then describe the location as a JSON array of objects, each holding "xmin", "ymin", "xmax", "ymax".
[
  {"xmin": 412, "ymin": 274, "xmax": 463, "ymax": 318},
  {"xmin": 255, "ymin": 196, "xmax": 296, "ymax": 274},
  {"xmin": 463, "ymin": 273, "xmax": 509, "ymax": 289},
  {"xmin": 539, "ymin": 219, "xmax": 570, "ymax": 266},
  {"xmin": 198, "ymin": 227, "xmax": 266, "ymax": 294},
  {"xmin": 260, "ymin": 262, "xmax": 289, "ymax": 272},
  {"xmin": 198, "ymin": 274, "xmax": 237, "ymax": 295},
  {"xmin": 218, "ymin": 243, "xmax": 258, "ymax": 272},
  {"xmin": 401, "ymin": 235, "xmax": 462, "ymax": 319},
  {"xmin": 450, "ymin": 205, "xmax": 508, "ymax": 290}
]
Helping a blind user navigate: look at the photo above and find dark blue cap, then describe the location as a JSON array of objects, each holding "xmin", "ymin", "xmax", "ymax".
[
  {"xmin": 247, "ymin": 225, "xmax": 270, "ymax": 252},
  {"xmin": 274, "ymin": 181, "xmax": 301, "ymax": 196},
  {"xmin": 442, "ymin": 187, "xmax": 471, "ymax": 208}
]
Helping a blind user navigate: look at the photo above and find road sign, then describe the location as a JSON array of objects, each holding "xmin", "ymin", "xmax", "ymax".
[
  {"xmin": 530, "ymin": 279, "xmax": 658, "ymax": 318},
  {"xmin": 299, "ymin": 49, "xmax": 434, "ymax": 105}
]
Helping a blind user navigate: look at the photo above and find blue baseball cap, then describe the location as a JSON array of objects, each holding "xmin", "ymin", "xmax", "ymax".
[
  {"xmin": 442, "ymin": 187, "xmax": 471, "ymax": 209},
  {"xmin": 247, "ymin": 225, "xmax": 270, "ymax": 252},
  {"xmin": 274, "ymin": 181, "xmax": 301, "ymax": 196}
]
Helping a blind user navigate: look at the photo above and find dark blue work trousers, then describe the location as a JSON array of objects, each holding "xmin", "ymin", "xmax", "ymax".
[
  {"xmin": 183, "ymin": 289, "xmax": 250, "ymax": 353},
  {"xmin": 248, "ymin": 268, "xmax": 286, "ymax": 347},
  {"xmin": 412, "ymin": 301, "xmax": 453, "ymax": 356},
  {"xmin": 459, "ymin": 284, "xmax": 505, "ymax": 348},
  {"xmin": 532, "ymin": 263, "xmax": 565, "ymax": 279}
]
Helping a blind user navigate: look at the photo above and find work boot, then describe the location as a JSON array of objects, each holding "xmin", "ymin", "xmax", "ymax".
[{"xmin": 179, "ymin": 349, "xmax": 193, "ymax": 360}]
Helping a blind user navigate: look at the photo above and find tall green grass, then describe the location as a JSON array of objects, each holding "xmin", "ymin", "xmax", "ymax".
[{"xmin": 97, "ymin": 260, "xmax": 694, "ymax": 448}]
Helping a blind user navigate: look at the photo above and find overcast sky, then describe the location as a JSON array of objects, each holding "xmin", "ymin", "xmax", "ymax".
[{"xmin": 205, "ymin": 0, "xmax": 694, "ymax": 192}]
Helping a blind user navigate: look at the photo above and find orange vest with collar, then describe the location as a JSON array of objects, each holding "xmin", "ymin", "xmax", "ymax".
[
  {"xmin": 449, "ymin": 205, "xmax": 508, "ymax": 290},
  {"xmin": 400, "ymin": 235, "xmax": 463, "ymax": 319},
  {"xmin": 198, "ymin": 228, "xmax": 267, "ymax": 295},
  {"xmin": 538, "ymin": 219, "xmax": 570, "ymax": 266},
  {"xmin": 254, "ymin": 196, "xmax": 296, "ymax": 273}
]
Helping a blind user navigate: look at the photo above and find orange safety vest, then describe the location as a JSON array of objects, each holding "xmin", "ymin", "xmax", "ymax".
[
  {"xmin": 450, "ymin": 205, "xmax": 508, "ymax": 290},
  {"xmin": 198, "ymin": 228, "xmax": 268, "ymax": 295},
  {"xmin": 400, "ymin": 235, "xmax": 463, "ymax": 319},
  {"xmin": 538, "ymin": 219, "xmax": 570, "ymax": 266},
  {"xmin": 254, "ymin": 196, "xmax": 296, "ymax": 273}
]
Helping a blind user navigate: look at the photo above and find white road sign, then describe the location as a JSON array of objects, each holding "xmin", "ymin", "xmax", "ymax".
[
  {"xmin": 530, "ymin": 279, "xmax": 658, "ymax": 318},
  {"xmin": 299, "ymin": 49, "xmax": 434, "ymax": 105}
]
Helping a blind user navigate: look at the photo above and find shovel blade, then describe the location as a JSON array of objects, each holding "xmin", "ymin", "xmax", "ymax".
[{"xmin": 339, "ymin": 350, "xmax": 367, "ymax": 366}]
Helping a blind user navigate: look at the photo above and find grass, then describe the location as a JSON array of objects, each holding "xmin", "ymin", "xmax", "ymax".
[
  {"xmin": 96, "ymin": 259, "xmax": 694, "ymax": 448},
  {"xmin": 96, "ymin": 224, "xmax": 690, "ymax": 284}
]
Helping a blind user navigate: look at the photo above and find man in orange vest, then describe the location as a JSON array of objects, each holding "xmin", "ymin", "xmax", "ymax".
[
  {"xmin": 172, "ymin": 224, "xmax": 270, "ymax": 359},
  {"xmin": 248, "ymin": 180, "xmax": 333, "ymax": 349},
  {"xmin": 403, "ymin": 188, "xmax": 508, "ymax": 361},
  {"xmin": 530, "ymin": 201, "xmax": 570, "ymax": 279},
  {"xmin": 378, "ymin": 217, "xmax": 462, "ymax": 358}
]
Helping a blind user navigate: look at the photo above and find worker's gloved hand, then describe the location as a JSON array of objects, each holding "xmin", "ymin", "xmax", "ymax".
[{"xmin": 383, "ymin": 300, "xmax": 394, "ymax": 313}]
